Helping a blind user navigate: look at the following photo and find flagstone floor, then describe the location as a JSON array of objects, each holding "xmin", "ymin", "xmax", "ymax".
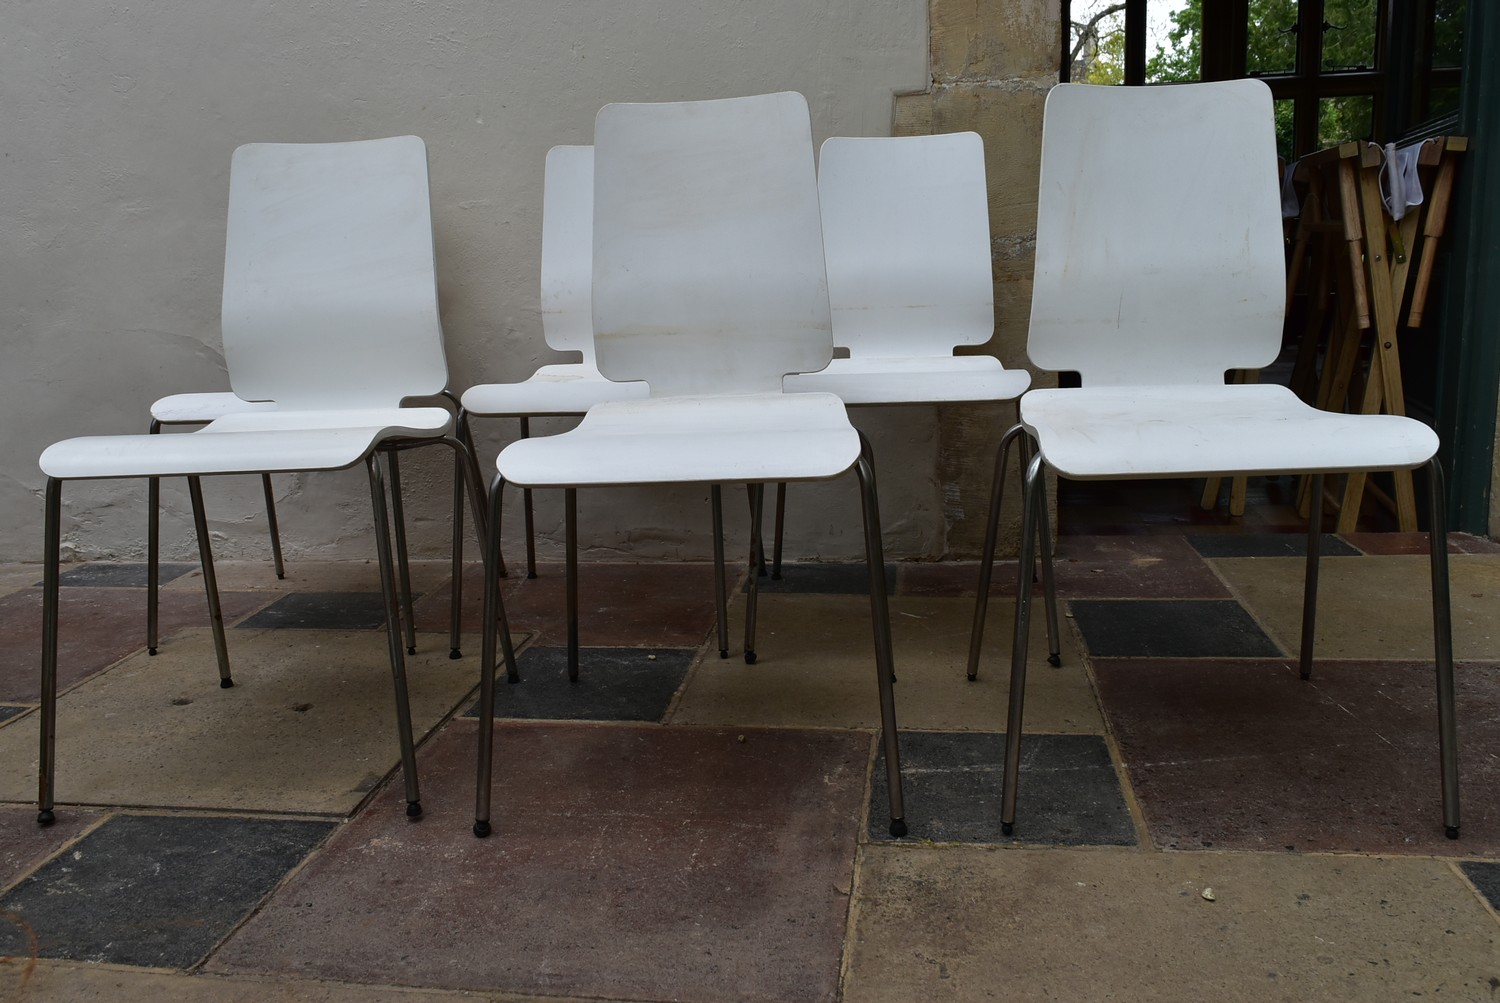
[{"xmin": 1, "ymin": 476, "xmax": 1498, "ymax": 1001}]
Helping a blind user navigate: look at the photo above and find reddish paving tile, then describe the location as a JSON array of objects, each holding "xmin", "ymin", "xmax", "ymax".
[
  {"xmin": 1093, "ymin": 657, "xmax": 1500, "ymax": 856},
  {"xmin": 1342, "ymin": 531, "xmax": 1500, "ymax": 556},
  {"xmin": 899, "ymin": 537, "xmax": 1228, "ymax": 600},
  {"xmin": 413, "ymin": 562, "xmax": 720, "ymax": 648},
  {"xmin": 0, "ymin": 588, "xmax": 272, "ymax": 703},
  {"xmin": 210, "ymin": 720, "xmax": 870, "ymax": 1002}
]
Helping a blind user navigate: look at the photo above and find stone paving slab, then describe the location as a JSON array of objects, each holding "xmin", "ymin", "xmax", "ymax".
[
  {"xmin": 844, "ymin": 845, "xmax": 1500, "ymax": 1003},
  {"xmin": 0, "ymin": 814, "xmax": 333, "ymax": 968},
  {"xmin": 1187, "ymin": 532, "xmax": 1361, "ymax": 558},
  {"xmin": 0, "ymin": 565, "xmax": 44, "ymax": 600},
  {"xmin": 10, "ymin": 965, "xmax": 568, "ymax": 1003},
  {"xmin": 0, "ymin": 629, "xmax": 480, "ymax": 815},
  {"xmin": 0, "ymin": 805, "xmax": 103, "ymax": 891},
  {"xmin": 0, "ymin": 587, "xmax": 274, "ymax": 704},
  {"xmin": 210, "ymin": 719, "xmax": 868, "ymax": 1003},
  {"xmin": 239, "ymin": 591, "xmax": 397, "ymax": 631},
  {"xmin": 1210, "ymin": 554, "xmax": 1500, "ymax": 661},
  {"xmin": 1093, "ymin": 657, "xmax": 1500, "ymax": 855},
  {"xmin": 467, "ymin": 645, "xmax": 696, "ymax": 722},
  {"xmin": 52, "ymin": 562, "xmax": 199, "ymax": 587},
  {"xmin": 867, "ymin": 731, "xmax": 1135, "ymax": 846},
  {"xmin": 670, "ymin": 595, "xmax": 1100, "ymax": 733},
  {"xmin": 1069, "ymin": 599, "xmax": 1283, "ymax": 659},
  {"xmin": 161, "ymin": 559, "xmax": 460, "ymax": 595}
]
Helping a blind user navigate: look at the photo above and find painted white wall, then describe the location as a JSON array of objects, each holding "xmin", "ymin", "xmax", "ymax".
[{"xmin": 2, "ymin": 0, "xmax": 931, "ymax": 563}]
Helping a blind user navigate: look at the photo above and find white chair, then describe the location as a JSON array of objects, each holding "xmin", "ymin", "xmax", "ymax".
[
  {"xmin": 970, "ymin": 80, "xmax": 1458, "ymax": 838},
  {"xmin": 461, "ymin": 145, "xmax": 648, "ymax": 578},
  {"xmin": 36, "ymin": 135, "xmax": 497, "ymax": 825},
  {"xmin": 779, "ymin": 133, "xmax": 1037, "ymax": 592},
  {"xmin": 473, "ymin": 92, "xmax": 907, "ymax": 839}
]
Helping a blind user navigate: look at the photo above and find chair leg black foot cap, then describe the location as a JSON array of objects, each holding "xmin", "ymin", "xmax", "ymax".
[
  {"xmin": 37, "ymin": 810, "xmax": 54, "ymax": 826},
  {"xmin": 220, "ymin": 678, "xmax": 234, "ymax": 689},
  {"xmin": 407, "ymin": 646, "xmax": 417, "ymax": 656},
  {"xmin": 277, "ymin": 573, "xmax": 286, "ymax": 580},
  {"xmin": 148, "ymin": 647, "xmax": 158, "ymax": 656},
  {"xmin": 506, "ymin": 672, "xmax": 521, "ymax": 685},
  {"xmin": 771, "ymin": 572, "xmax": 782, "ymax": 581},
  {"xmin": 449, "ymin": 648, "xmax": 462, "ymax": 660},
  {"xmin": 889, "ymin": 818, "xmax": 907, "ymax": 838},
  {"xmin": 1001, "ymin": 821, "xmax": 1015, "ymax": 836},
  {"xmin": 1047, "ymin": 653, "xmax": 1061, "ymax": 667},
  {"xmin": 473, "ymin": 820, "xmax": 491, "ymax": 838},
  {"xmin": 966, "ymin": 672, "xmax": 977, "ymax": 682},
  {"xmin": 1446, "ymin": 825, "xmax": 1460, "ymax": 839},
  {"xmin": 526, "ymin": 571, "xmax": 537, "ymax": 580},
  {"xmin": 744, "ymin": 651, "xmax": 757, "ymax": 665},
  {"xmin": 719, "ymin": 649, "xmax": 729, "ymax": 659},
  {"xmin": 405, "ymin": 801, "xmax": 422, "ymax": 819}
]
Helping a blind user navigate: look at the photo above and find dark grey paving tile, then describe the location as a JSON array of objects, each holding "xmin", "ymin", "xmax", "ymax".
[
  {"xmin": 747, "ymin": 562, "xmax": 896, "ymax": 595},
  {"xmin": 0, "ymin": 814, "xmax": 334, "ymax": 968},
  {"xmin": 1070, "ymin": 599, "xmax": 1283, "ymax": 658},
  {"xmin": 47, "ymin": 563, "xmax": 199, "ymax": 588},
  {"xmin": 238, "ymin": 592, "xmax": 395, "ymax": 630},
  {"xmin": 0, "ymin": 704, "xmax": 25, "ymax": 724},
  {"xmin": 868, "ymin": 731, "xmax": 1136, "ymax": 846},
  {"xmin": 1460, "ymin": 861, "xmax": 1500, "ymax": 911},
  {"xmin": 1188, "ymin": 533, "xmax": 1360, "ymax": 558},
  {"xmin": 464, "ymin": 646, "xmax": 694, "ymax": 722}
]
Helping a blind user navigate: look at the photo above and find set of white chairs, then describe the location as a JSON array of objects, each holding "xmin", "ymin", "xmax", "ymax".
[{"xmin": 34, "ymin": 79, "xmax": 1460, "ymax": 844}]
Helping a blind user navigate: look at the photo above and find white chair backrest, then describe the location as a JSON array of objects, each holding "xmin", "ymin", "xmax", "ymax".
[
  {"xmin": 221, "ymin": 135, "xmax": 448, "ymax": 409},
  {"xmin": 591, "ymin": 91, "xmax": 833, "ymax": 397},
  {"xmin": 540, "ymin": 145, "xmax": 597, "ymax": 363},
  {"xmin": 1029, "ymin": 80, "xmax": 1286, "ymax": 387},
  {"xmin": 818, "ymin": 132, "xmax": 994, "ymax": 357}
]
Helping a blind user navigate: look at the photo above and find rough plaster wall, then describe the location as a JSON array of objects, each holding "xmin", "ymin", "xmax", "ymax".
[
  {"xmin": 1, "ymin": 0, "xmax": 929, "ymax": 564},
  {"xmin": 895, "ymin": 0, "xmax": 1058, "ymax": 557}
]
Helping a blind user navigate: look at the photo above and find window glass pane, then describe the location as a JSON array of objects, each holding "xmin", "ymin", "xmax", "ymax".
[
  {"xmin": 1321, "ymin": 0, "xmax": 1378, "ymax": 72},
  {"xmin": 1247, "ymin": 0, "xmax": 1298, "ymax": 76},
  {"xmin": 1069, "ymin": 1, "xmax": 1128, "ymax": 84},
  {"xmin": 1274, "ymin": 98, "xmax": 1296, "ymax": 163},
  {"xmin": 1432, "ymin": 0, "xmax": 1465, "ymax": 68},
  {"xmin": 1428, "ymin": 86, "xmax": 1460, "ymax": 120},
  {"xmin": 1319, "ymin": 95, "xmax": 1373, "ymax": 147},
  {"xmin": 1145, "ymin": 2, "xmax": 1200, "ymax": 83}
]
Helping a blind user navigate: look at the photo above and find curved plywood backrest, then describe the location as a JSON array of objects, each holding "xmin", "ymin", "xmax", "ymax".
[
  {"xmin": 818, "ymin": 132, "xmax": 994, "ymax": 357},
  {"xmin": 540, "ymin": 145, "xmax": 597, "ymax": 362},
  {"xmin": 221, "ymin": 135, "xmax": 448, "ymax": 409},
  {"xmin": 591, "ymin": 91, "xmax": 833, "ymax": 397},
  {"xmin": 1029, "ymin": 80, "xmax": 1285, "ymax": 387}
]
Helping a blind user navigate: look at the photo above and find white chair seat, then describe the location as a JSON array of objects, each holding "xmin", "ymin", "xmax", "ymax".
[
  {"xmin": 496, "ymin": 392, "xmax": 859, "ymax": 488},
  {"xmin": 784, "ymin": 355, "xmax": 1032, "ymax": 405},
  {"xmin": 461, "ymin": 364, "xmax": 647, "ymax": 416},
  {"xmin": 1020, "ymin": 384, "xmax": 1437, "ymax": 479},
  {"xmin": 150, "ymin": 391, "xmax": 277, "ymax": 424}
]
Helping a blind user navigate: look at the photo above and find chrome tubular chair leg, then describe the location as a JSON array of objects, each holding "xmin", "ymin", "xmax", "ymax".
[
  {"xmin": 1024, "ymin": 434, "xmax": 1062, "ymax": 668},
  {"xmin": 744, "ymin": 483, "xmax": 764, "ymax": 665},
  {"xmin": 38, "ymin": 478, "xmax": 62, "ymax": 825},
  {"xmin": 565, "ymin": 487, "xmax": 579, "ymax": 683},
  {"xmin": 1001, "ymin": 453, "xmax": 1047, "ymax": 836},
  {"xmin": 854, "ymin": 445, "xmax": 905, "ymax": 838},
  {"xmin": 520, "ymin": 418, "xmax": 537, "ymax": 579},
  {"xmin": 1426, "ymin": 458, "xmax": 1459, "ymax": 839},
  {"xmin": 1298, "ymin": 472, "xmax": 1325, "ymax": 680},
  {"xmin": 967, "ymin": 422, "xmax": 1026, "ymax": 681},
  {"xmin": 147, "ymin": 420, "xmax": 162, "ymax": 655},
  {"xmin": 260, "ymin": 474, "xmax": 285, "ymax": 579},
  {"xmin": 366, "ymin": 456, "xmax": 422, "ymax": 819},
  {"xmin": 453, "ymin": 411, "xmax": 504, "ymax": 580},
  {"xmin": 745, "ymin": 483, "xmax": 767, "ymax": 578},
  {"xmin": 711, "ymin": 485, "xmax": 729, "ymax": 659},
  {"xmin": 385, "ymin": 452, "xmax": 418, "ymax": 656},
  {"xmin": 771, "ymin": 482, "xmax": 786, "ymax": 580},
  {"xmin": 475, "ymin": 470, "xmax": 520, "ymax": 838},
  {"xmin": 187, "ymin": 476, "xmax": 233, "ymax": 688},
  {"xmin": 448, "ymin": 442, "xmax": 465, "ymax": 659}
]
